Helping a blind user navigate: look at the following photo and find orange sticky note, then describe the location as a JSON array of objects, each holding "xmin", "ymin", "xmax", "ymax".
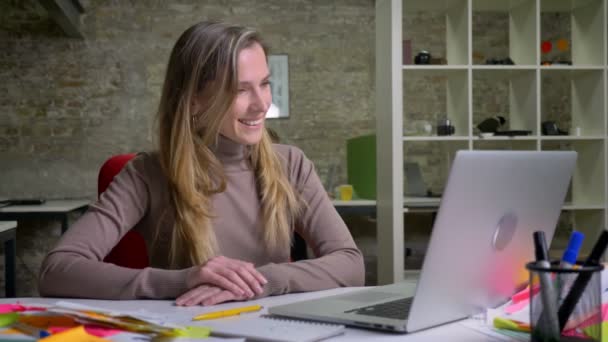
[
  {"xmin": 19, "ymin": 315, "xmax": 77, "ymax": 328},
  {"xmin": 39, "ymin": 326, "xmax": 112, "ymax": 342}
]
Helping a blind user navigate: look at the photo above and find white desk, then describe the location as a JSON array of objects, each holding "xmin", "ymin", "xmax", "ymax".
[
  {"xmin": 333, "ymin": 199, "xmax": 377, "ymax": 216},
  {"xmin": 333, "ymin": 197, "xmax": 441, "ymax": 216},
  {"xmin": 0, "ymin": 288, "xmax": 509, "ymax": 341},
  {"xmin": 0, "ymin": 221, "xmax": 16, "ymax": 297},
  {"xmin": 0, "ymin": 199, "xmax": 89, "ymax": 234}
]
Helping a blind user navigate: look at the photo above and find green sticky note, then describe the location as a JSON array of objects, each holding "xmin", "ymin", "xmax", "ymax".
[
  {"xmin": 0, "ymin": 313, "xmax": 18, "ymax": 328},
  {"xmin": 170, "ymin": 326, "xmax": 211, "ymax": 338},
  {"xmin": 582, "ymin": 321, "xmax": 606, "ymax": 341}
]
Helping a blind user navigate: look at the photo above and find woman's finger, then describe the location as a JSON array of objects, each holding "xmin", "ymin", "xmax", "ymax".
[
  {"xmin": 189, "ymin": 256, "xmax": 267, "ymax": 297},
  {"xmin": 225, "ymin": 262, "xmax": 265, "ymax": 295},
  {"xmin": 209, "ymin": 258, "xmax": 261, "ymax": 295},
  {"xmin": 202, "ymin": 268, "xmax": 248, "ymax": 297},
  {"xmin": 202, "ymin": 289, "xmax": 240, "ymax": 306},
  {"xmin": 176, "ymin": 285, "xmax": 207, "ymax": 306},
  {"xmin": 215, "ymin": 268, "xmax": 256, "ymax": 298},
  {"xmin": 176, "ymin": 285, "xmax": 222, "ymax": 306},
  {"xmin": 215, "ymin": 258, "xmax": 266, "ymax": 295}
]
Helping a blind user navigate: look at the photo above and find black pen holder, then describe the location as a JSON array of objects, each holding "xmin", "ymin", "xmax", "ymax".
[{"xmin": 526, "ymin": 261, "xmax": 603, "ymax": 342}]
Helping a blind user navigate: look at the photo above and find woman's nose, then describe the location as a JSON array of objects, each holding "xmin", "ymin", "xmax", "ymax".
[{"xmin": 250, "ymin": 87, "xmax": 270, "ymax": 112}]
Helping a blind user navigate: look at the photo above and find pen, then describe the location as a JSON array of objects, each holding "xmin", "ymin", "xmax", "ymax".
[
  {"xmin": 560, "ymin": 231, "xmax": 584, "ymax": 269},
  {"xmin": 558, "ymin": 230, "xmax": 608, "ymax": 331},
  {"xmin": 192, "ymin": 305, "xmax": 263, "ymax": 321},
  {"xmin": 557, "ymin": 231, "xmax": 584, "ymax": 295},
  {"xmin": 12, "ymin": 321, "xmax": 51, "ymax": 338},
  {"xmin": 533, "ymin": 231, "xmax": 561, "ymax": 341}
]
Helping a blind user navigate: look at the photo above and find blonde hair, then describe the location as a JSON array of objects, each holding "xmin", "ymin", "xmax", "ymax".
[{"xmin": 156, "ymin": 21, "xmax": 301, "ymax": 268}]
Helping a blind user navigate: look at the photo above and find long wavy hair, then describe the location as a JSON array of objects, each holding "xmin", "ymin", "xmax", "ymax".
[{"xmin": 156, "ymin": 21, "xmax": 302, "ymax": 268}]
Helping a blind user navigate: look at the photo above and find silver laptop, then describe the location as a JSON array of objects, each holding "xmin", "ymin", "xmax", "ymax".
[{"xmin": 270, "ymin": 150, "xmax": 577, "ymax": 333}]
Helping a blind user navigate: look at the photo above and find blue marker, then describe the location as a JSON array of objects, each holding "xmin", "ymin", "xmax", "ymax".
[
  {"xmin": 560, "ymin": 231, "xmax": 584, "ymax": 269},
  {"xmin": 558, "ymin": 231, "xmax": 584, "ymax": 313}
]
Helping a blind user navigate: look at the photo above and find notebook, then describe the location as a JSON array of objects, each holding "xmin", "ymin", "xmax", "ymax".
[
  {"xmin": 203, "ymin": 316, "xmax": 345, "ymax": 342},
  {"xmin": 270, "ymin": 150, "xmax": 577, "ymax": 333}
]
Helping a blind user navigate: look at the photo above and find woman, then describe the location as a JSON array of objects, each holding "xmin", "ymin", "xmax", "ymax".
[{"xmin": 38, "ymin": 21, "xmax": 364, "ymax": 306}]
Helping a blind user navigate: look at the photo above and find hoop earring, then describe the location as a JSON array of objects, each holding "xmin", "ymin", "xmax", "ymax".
[{"xmin": 191, "ymin": 115, "xmax": 199, "ymax": 126}]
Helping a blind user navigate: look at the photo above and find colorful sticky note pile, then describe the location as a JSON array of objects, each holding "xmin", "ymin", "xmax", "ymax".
[{"xmin": 0, "ymin": 302, "xmax": 211, "ymax": 341}]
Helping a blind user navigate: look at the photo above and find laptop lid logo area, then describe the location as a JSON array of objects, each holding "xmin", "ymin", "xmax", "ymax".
[{"xmin": 492, "ymin": 212, "xmax": 518, "ymax": 251}]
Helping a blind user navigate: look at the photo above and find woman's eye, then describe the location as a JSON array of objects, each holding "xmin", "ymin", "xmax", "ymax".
[{"xmin": 238, "ymin": 88, "xmax": 247, "ymax": 94}]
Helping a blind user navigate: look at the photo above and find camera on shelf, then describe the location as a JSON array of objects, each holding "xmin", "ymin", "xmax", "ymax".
[
  {"xmin": 414, "ymin": 51, "xmax": 431, "ymax": 64},
  {"xmin": 437, "ymin": 119, "xmax": 455, "ymax": 136},
  {"xmin": 541, "ymin": 121, "xmax": 568, "ymax": 136}
]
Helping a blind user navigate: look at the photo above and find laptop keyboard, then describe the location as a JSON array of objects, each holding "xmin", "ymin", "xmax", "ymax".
[{"xmin": 344, "ymin": 297, "xmax": 413, "ymax": 320}]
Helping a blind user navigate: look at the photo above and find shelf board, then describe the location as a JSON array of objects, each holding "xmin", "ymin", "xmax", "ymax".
[
  {"xmin": 540, "ymin": 65, "xmax": 606, "ymax": 71},
  {"xmin": 473, "ymin": 136, "xmax": 537, "ymax": 141},
  {"xmin": 403, "ymin": 65, "xmax": 468, "ymax": 70},
  {"xmin": 403, "ymin": 136, "xmax": 469, "ymax": 142},
  {"xmin": 472, "ymin": 65, "xmax": 537, "ymax": 70},
  {"xmin": 540, "ymin": 136, "xmax": 606, "ymax": 141},
  {"xmin": 562, "ymin": 203, "xmax": 606, "ymax": 210}
]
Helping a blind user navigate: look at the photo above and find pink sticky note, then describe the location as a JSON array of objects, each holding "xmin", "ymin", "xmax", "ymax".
[
  {"xmin": 505, "ymin": 299, "xmax": 530, "ymax": 314},
  {"xmin": 562, "ymin": 303, "xmax": 608, "ymax": 332},
  {"xmin": 49, "ymin": 324, "xmax": 124, "ymax": 338},
  {"xmin": 0, "ymin": 304, "xmax": 46, "ymax": 314}
]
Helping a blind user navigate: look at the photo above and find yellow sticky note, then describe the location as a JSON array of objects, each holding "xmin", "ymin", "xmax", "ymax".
[
  {"xmin": 169, "ymin": 326, "xmax": 211, "ymax": 338},
  {"xmin": 39, "ymin": 326, "xmax": 111, "ymax": 342}
]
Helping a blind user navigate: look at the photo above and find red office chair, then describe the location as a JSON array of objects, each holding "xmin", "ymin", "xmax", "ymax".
[{"xmin": 98, "ymin": 153, "xmax": 149, "ymax": 269}]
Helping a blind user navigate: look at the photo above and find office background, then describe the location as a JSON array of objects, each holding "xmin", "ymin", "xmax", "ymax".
[{"xmin": 1, "ymin": 0, "xmax": 572, "ymax": 296}]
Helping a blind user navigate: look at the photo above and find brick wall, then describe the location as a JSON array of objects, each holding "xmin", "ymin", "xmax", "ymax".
[
  {"xmin": 1, "ymin": 0, "xmax": 375, "ymax": 296},
  {"xmin": 0, "ymin": 1, "xmax": 572, "ymax": 295}
]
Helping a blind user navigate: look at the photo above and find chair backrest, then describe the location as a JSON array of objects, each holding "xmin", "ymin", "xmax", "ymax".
[{"xmin": 98, "ymin": 153, "xmax": 149, "ymax": 269}]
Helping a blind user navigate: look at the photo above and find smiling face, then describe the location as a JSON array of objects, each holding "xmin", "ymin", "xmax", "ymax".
[{"xmin": 219, "ymin": 42, "xmax": 271, "ymax": 145}]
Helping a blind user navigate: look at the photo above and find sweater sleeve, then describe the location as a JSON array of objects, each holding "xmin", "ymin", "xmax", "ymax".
[
  {"xmin": 38, "ymin": 155, "xmax": 192, "ymax": 299},
  {"xmin": 256, "ymin": 146, "xmax": 365, "ymax": 296}
]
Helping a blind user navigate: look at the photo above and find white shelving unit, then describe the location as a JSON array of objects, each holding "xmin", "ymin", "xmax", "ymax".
[{"xmin": 375, "ymin": 0, "xmax": 608, "ymax": 284}]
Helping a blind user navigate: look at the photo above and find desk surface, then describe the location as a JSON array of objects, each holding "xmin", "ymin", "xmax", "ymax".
[
  {"xmin": 0, "ymin": 221, "xmax": 16, "ymax": 232},
  {"xmin": 1, "ymin": 288, "xmax": 506, "ymax": 341},
  {"xmin": 0, "ymin": 199, "xmax": 89, "ymax": 213}
]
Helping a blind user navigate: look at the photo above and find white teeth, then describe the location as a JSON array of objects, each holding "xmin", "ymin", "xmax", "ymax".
[{"xmin": 239, "ymin": 119, "xmax": 262, "ymax": 126}]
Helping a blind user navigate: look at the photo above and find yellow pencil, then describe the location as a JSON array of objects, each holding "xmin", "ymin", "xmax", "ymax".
[{"xmin": 192, "ymin": 305, "xmax": 263, "ymax": 321}]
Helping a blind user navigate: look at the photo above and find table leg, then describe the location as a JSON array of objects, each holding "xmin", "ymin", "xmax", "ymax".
[{"xmin": 4, "ymin": 237, "xmax": 16, "ymax": 297}]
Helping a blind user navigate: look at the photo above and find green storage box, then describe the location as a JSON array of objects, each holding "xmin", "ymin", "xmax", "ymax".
[{"xmin": 346, "ymin": 134, "xmax": 376, "ymax": 199}]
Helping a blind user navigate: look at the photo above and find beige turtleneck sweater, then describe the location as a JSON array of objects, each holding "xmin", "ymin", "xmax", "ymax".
[{"xmin": 38, "ymin": 136, "xmax": 365, "ymax": 299}]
